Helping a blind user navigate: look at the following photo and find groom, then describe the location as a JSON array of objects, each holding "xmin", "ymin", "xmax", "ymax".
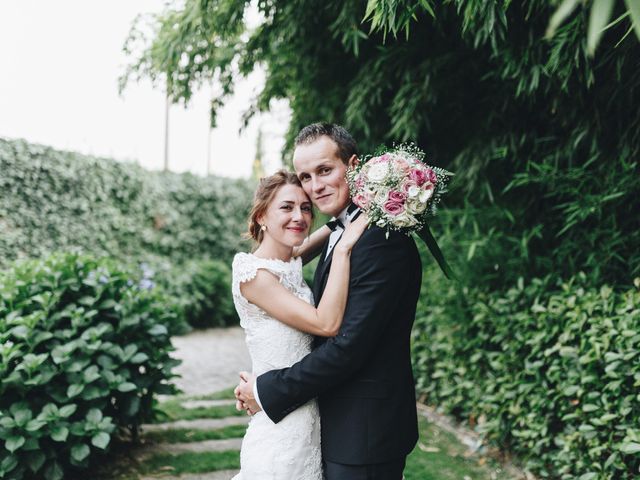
[{"xmin": 235, "ymin": 123, "xmax": 422, "ymax": 479}]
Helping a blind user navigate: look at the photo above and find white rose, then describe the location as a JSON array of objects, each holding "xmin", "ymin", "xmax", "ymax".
[
  {"xmin": 419, "ymin": 187, "xmax": 434, "ymax": 203},
  {"xmin": 374, "ymin": 187, "xmax": 390, "ymax": 203},
  {"xmin": 393, "ymin": 211, "xmax": 418, "ymax": 228},
  {"xmin": 406, "ymin": 199, "xmax": 427, "ymax": 214},
  {"xmin": 407, "ymin": 185, "xmax": 420, "ymax": 198},
  {"xmin": 366, "ymin": 162, "xmax": 388, "ymax": 183}
]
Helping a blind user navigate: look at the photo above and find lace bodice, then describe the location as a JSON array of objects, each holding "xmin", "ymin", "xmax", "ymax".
[
  {"xmin": 231, "ymin": 252, "xmax": 323, "ymax": 479},
  {"xmin": 232, "ymin": 252, "xmax": 315, "ymax": 376}
]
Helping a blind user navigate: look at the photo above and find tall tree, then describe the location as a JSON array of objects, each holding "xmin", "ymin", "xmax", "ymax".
[{"xmin": 122, "ymin": 0, "xmax": 640, "ymax": 287}]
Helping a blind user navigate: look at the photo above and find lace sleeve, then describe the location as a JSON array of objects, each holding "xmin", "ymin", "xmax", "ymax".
[{"xmin": 231, "ymin": 253, "xmax": 285, "ymax": 300}]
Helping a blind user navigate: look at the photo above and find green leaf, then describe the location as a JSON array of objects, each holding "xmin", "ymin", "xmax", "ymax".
[
  {"xmin": 546, "ymin": 0, "xmax": 582, "ymax": 38},
  {"xmin": 624, "ymin": 0, "xmax": 640, "ymax": 41},
  {"xmin": 70, "ymin": 443, "xmax": 91, "ymax": 462},
  {"xmin": 67, "ymin": 384, "xmax": 84, "ymax": 397},
  {"xmin": 5, "ymin": 435, "xmax": 25, "ymax": 452},
  {"xmin": 26, "ymin": 451, "xmax": 46, "ymax": 472},
  {"xmin": 59, "ymin": 404, "xmax": 77, "ymax": 418},
  {"xmin": 86, "ymin": 408, "xmax": 103, "ymax": 425},
  {"xmin": 91, "ymin": 432, "xmax": 111, "ymax": 449},
  {"xmin": 148, "ymin": 324, "xmax": 168, "ymax": 336},
  {"xmin": 130, "ymin": 352, "xmax": 149, "ymax": 364},
  {"xmin": 98, "ymin": 299, "xmax": 117, "ymax": 309},
  {"xmin": 587, "ymin": 0, "xmax": 615, "ymax": 55},
  {"xmin": 117, "ymin": 382, "xmax": 137, "ymax": 393},
  {"xmin": 44, "ymin": 460, "xmax": 64, "ymax": 480},
  {"xmin": 50, "ymin": 425, "xmax": 69, "ymax": 442},
  {"xmin": 619, "ymin": 441, "xmax": 640, "ymax": 453},
  {"xmin": 578, "ymin": 473, "xmax": 598, "ymax": 480},
  {"xmin": 25, "ymin": 418, "xmax": 47, "ymax": 432}
]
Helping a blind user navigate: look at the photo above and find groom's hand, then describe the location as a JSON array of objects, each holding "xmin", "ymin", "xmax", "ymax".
[{"xmin": 234, "ymin": 371, "xmax": 261, "ymax": 415}]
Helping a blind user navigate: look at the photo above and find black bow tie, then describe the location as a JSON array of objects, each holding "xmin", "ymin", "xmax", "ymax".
[{"xmin": 326, "ymin": 218, "xmax": 344, "ymax": 232}]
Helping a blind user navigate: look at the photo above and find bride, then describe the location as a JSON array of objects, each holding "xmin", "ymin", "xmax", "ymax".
[{"xmin": 231, "ymin": 170, "xmax": 366, "ymax": 479}]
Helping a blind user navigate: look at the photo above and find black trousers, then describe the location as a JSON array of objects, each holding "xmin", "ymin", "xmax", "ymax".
[{"xmin": 324, "ymin": 457, "xmax": 406, "ymax": 480}]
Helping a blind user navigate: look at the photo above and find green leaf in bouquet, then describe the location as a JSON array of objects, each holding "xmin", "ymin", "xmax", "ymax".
[
  {"xmin": 70, "ymin": 443, "xmax": 90, "ymax": 462},
  {"xmin": 91, "ymin": 432, "xmax": 110, "ymax": 449}
]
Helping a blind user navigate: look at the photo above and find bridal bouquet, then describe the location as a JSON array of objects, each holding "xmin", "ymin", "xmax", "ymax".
[{"xmin": 347, "ymin": 144, "xmax": 456, "ymax": 279}]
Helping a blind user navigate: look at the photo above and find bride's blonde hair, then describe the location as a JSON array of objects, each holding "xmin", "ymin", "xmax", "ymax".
[{"xmin": 245, "ymin": 170, "xmax": 313, "ymax": 243}]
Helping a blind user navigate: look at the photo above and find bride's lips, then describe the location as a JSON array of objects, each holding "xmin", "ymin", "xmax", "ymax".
[{"xmin": 287, "ymin": 226, "xmax": 306, "ymax": 233}]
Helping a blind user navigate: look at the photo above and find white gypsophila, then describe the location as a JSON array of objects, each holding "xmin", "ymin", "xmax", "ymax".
[{"xmin": 366, "ymin": 162, "xmax": 388, "ymax": 183}]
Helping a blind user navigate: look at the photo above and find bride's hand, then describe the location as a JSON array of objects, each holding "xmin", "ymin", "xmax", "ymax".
[{"xmin": 337, "ymin": 215, "xmax": 368, "ymax": 252}]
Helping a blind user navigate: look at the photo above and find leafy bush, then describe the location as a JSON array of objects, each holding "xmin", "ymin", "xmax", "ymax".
[
  {"xmin": 151, "ymin": 258, "xmax": 238, "ymax": 329},
  {"xmin": 0, "ymin": 253, "xmax": 181, "ymax": 480},
  {"xmin": 0, "ymin": 138, "xmax": 253, "ymax": 268},
  {"xmin": 412, "ymin": 269, "xmax": 640, "ymax": 479}
]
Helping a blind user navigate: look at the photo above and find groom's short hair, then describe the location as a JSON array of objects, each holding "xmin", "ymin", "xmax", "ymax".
[{"xmin": 295, "ymin": 123, "xmax": 358, "ymax": 165}]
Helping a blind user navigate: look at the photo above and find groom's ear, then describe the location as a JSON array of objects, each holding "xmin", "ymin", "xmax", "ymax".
[{"xmin": 347, "ymin": 155, "xmax": 359, "ymax": 169}]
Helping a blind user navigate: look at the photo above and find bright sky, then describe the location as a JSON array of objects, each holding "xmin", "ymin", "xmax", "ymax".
[{"xmin": 0, "ymin": 0, "xmax": 289, "ymax": 178}]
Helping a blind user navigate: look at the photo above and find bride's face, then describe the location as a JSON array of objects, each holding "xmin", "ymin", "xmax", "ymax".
[{"xmin": 259, "ymin": 184, "xmax": 312, "ymax": 247}]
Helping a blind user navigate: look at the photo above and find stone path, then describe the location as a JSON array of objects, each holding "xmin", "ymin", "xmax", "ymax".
[
  {"xmin": 170, "ymin": 326, "xmax": 251, "ymax": 397},
  {"xmin": 131, "ymin": 327, "xmax": 251, "ymax": 479}
]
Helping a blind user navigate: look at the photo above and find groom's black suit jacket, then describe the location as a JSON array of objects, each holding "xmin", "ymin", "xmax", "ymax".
[{"xmin": 256, "ymin": 219, "xmax": 422, "ymax": 465}]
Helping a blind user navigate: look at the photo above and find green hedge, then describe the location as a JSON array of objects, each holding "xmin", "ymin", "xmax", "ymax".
[
  {"xmin": 0, "ymin": 253, "xmax": 181, "ymax": 480},
  {"xmin": 412, "ymin": 269, "xmax": 640, "ymax": 479},
  {"xmin": 151, "ymin": 258, "xmax": 238, "ymax": 329},
  {"xmin": 0, "ymin": 138, "xmax": 253, "ymax": 267}
]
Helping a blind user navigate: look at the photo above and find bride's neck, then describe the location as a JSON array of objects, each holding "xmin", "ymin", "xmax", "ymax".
[{"xmin": 254, "ymin": 237, "xmax": 294, "ymax": 262}]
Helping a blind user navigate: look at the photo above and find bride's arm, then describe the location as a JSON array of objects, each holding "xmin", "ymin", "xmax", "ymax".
[
  {"xmin": 240, "ymin": 217, "xmax": 367, "ymax": 337},
  {"xmin": 292, "ymin": 225, "xmax": 331, "ymax": 264}
]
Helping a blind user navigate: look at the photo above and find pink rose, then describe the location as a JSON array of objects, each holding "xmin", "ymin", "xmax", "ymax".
[
  {"xmin": 383, "ymin": 200, "xmax": 405, "ymax": 216},
  {"xmin": 388, "ymin": 190, "xmax": 407, "ymax": 203},
  {"xmin": 409, "ymin": 168, "xmax": 428, "ymax": 186},
  {"xmin": 353, "ymin": 192, "xmax": 370, "ymax": 209},
  {"xmin": 402, "ymin": 180, "xmax": 418, "ymax": 193},
  {"xmin": 355, "ymin": 176, "xmax": 365, "ymax": 190},
  {"xmin": 425, "ymin": 168, "xmax": 437, "ymax": 184}
]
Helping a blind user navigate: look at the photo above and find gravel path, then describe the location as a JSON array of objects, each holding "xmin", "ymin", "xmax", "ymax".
[{"xmin": 170, "ymin": 327, "xmax": 251, "ymax": 397}]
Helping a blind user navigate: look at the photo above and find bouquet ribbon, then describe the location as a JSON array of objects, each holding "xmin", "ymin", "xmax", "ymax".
[{"xmin": 417, "ymin": 224, "xmax": 456, "ymax": 280}]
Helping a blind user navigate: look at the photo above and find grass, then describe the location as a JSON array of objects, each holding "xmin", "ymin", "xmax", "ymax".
[
  {"xmin": 153, "ymin": 399, "xmax": 244, "ymax": 422},
  {"xmin": 144, "ymin": 424, "xmax": 247, "ymax": 444},
  {"xmin": 404, "ymin": 414, "xmax": 514, "ymax": 480},
  {"xmin": 137, "ymin": 450, "xmax": 240, "ymax": 475}
]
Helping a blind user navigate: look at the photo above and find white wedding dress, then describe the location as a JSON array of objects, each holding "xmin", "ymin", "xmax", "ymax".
[{"xmin": 231, "ymin": 252, "xmax": 323, "ymax": 480}]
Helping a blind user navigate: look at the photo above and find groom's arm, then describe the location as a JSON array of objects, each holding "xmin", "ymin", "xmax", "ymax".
[{"xmin": 256, "ymin": 227, "xmax": 415, "ymax": 423}]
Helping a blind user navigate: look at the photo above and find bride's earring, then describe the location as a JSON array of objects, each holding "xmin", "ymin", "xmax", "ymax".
[{"xmin": 261, "ymin": 225, "xmax": 267, "ymax": 231}]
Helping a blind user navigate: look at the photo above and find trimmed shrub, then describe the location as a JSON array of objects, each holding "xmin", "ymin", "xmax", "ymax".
[
  {"xmin": 152, "ymin": 258, "xmax": 238, "ymax": 329},
  {"xmin": 412, "ymin": 270, "xmax": 640, "ymax": 479},
  {"xmin": 0, "ymin": 138, "xmax": 253, "ymax": 268},
  {"xmin": 0, "ymin": 253, "xmax": 181, "ymax": 480}
]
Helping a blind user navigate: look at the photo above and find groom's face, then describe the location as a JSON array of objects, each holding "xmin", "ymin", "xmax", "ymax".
[{"xmin": 293, "ymin": 136, "xmax": 353, "ymax": 217}]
